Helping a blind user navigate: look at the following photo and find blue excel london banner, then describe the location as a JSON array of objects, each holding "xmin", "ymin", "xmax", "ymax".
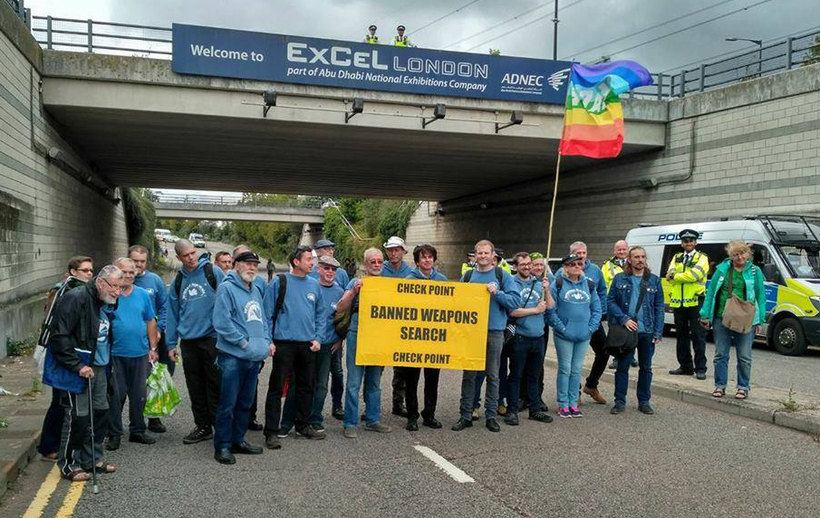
[{"xmin": 172, "ymin": 24, "xmax": 572, "ymax": 104}]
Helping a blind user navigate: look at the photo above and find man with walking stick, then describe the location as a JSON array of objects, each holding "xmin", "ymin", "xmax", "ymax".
[{"xmin": 45, "ymin": 264, "xmax": 123, "ymax": 482}]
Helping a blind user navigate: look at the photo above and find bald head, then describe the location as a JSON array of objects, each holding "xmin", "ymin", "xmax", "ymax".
[{"xmin": 613, "ymin": 240, "xmax": 629, "ymax": 260}]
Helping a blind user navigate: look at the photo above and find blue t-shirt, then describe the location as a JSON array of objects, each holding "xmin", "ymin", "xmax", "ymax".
[
  {"xmin": 628, "ymin": 274, "xmax": 647, "ymax": 333},
  {"xmin": 94, "ymin": 306, "xmax": 112, "ymax": 366},
  {"xmin": 317, "ymin": 282, "xmax": 345, "ymax": 345},
  {"xmin": 345, "ymin": 278, "xmax": 362, "ymax": 333},
  {"xmin": 112, "ymin": 286, "xmax": 156, "ymax": 358},
  {"xmin": 133, "ymin": 271, "xmax": 166, "ymax": 330}
]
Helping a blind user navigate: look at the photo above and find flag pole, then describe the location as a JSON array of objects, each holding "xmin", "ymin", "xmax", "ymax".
[{"xmin": 546, "ymin": 152, "xmax": 562, "ymax": 260}]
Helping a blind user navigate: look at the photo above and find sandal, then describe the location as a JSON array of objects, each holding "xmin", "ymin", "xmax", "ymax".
[
  {"xmin": 63, "ymin": 470, "xmax": 90, "ymax": 482},
  {"xmin": 735, "ymin": 389, "xmax": 748, "ymax": 400},
  {"xmin": 712, "ymin": 388, "xmax": 725, "ymax": 398},
  {"xmin": 95, "ymin": 462, "xmax": 117, "ymax": 474}
]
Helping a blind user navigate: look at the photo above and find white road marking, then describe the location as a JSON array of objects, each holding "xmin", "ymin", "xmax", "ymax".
[{"xmin": 413, "ymin": 445, "xmax": 475, "ymax": 483}]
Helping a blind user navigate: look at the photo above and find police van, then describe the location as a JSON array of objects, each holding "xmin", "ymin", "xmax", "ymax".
[{"xmin": 625, "ymin": 215, "xmax": 820, "ymax": 356}]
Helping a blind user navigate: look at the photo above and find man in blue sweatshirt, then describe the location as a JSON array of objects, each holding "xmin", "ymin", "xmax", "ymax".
[
  {"xmin": 308, "ymin": 239, "xmax": 348, "ymax": 420},
  {"xmin": 263, "ymin": 246, "xmax": 324, "ymax": 449},
  {"xmin": 382, "ymin": 236, "xmax": 412, "ymax": 417},
  {"xmin": 166, "ymin": 239, "xmax": 226, "ymax": 445},
  {"xmin": 212, "ymin": 250, "xmax": 273, "ymax": 464},
  {"xmin": 453, "ymin": 239, "xmax": 521, "ymax": 433},
  {"xmin": 128, "ymin": 245, "xmax": 171, "ymax": 434}
]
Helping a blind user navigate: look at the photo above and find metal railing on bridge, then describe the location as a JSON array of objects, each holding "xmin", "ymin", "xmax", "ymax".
[
  {"xmin": 153, "ymin": 193, "xmax": 324, "ymax": 210},
  {"xmin": 26, "ymin": 15, "xmax": 820, "ymax": 100},
  {"xmin": 5, "ymin": 0, "xmax": 30, "ymax": 26}
]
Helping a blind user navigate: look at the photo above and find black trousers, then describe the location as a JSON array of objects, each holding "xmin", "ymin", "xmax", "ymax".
[
  {"xmin": 674, "ymin": 300, "xmax": 707, "ymax": 373},
  {"xmin": 399, "ymin": 367, "xmax": 440, "ymax": 421},
  {"xmin": 179, "ymin": 336, "xmax": 221, "ymax": 429},
  {"xmin": 584, "ymin": 324, "xmax": 609, "ymax": 389},
  {"xmin": 109, "ymin": 355, "xmax": 150, "ymax": 437},
  {"xmin": 264, "ymin": 341, "xmax": 315, "ymax": 435},
  {"xmin": 38, "ymin": 388, "xmax": 65, "ymax": 456},
  {"xmin": 392, "ymin": 367, "xmax": 406, "ymax": 408}
]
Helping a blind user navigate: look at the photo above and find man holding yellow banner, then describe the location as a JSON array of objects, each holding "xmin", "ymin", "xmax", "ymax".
[{"xmin": 452, "ymin": 240, "xmax": 521, "ymax": 433}]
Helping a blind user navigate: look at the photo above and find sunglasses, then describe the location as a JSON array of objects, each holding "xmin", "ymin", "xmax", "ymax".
[
  {"xmin": 566, "ymin": 261, "xmax": 584, "ymax": 268},
  {"xmin": 75, "ymin": 268, "xmax": 93, "ymax": 273}
]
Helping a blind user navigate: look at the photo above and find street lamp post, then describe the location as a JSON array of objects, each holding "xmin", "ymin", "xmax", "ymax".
[
  {"xmin": 552, "ymin": 0, "xmax": 559, "ymax": 60},
  {"xmin": 726, "ymin": 37, "xmax": 763, "ymax": 78}
]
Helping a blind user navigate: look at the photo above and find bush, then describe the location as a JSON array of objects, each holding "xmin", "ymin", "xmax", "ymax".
[{"xmin": 122, "ymin": 187, "xmax": 160, "ymax": 266}]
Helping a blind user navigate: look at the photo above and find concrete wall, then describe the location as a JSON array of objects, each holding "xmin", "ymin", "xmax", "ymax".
[
  {"xmin": 0, "ymin": 3, "xmax": 128, "ymax": 357},
  {"xmin": 407, "ymin": 63, "xmax": 820, "ymax": 279}
]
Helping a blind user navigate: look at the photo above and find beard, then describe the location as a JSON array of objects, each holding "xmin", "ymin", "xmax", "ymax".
[
  {"xmin": 240, "ymin": 270, "xmax": 256, "ymax": 283},
  {"xmin": 101, "ymin": 293, "xmax": 117, "ymax": 305}
]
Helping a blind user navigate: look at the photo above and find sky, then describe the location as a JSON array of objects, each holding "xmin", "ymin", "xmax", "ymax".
[{"xmin": 24, "ymin": 0, "xmax": 820, "ymax": 73}]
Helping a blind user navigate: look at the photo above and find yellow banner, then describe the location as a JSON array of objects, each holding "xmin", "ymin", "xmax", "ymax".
[{"xmin": 356, "ymin": 276, "xmax": 489, "ymax": 370}]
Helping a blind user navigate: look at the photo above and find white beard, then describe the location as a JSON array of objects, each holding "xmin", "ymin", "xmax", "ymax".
[{"xmin": 240, "ymin": 270, "xmax": 256, "ymax": 283}]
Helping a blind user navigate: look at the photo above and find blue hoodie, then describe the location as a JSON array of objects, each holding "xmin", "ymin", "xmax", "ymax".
[
  {"xmin": 213, "ymin": 270, "xmax": 271, "ymax": 362},
  {"xmin": 460, "ymin": 268, "xmax": 521, "ymax": 331},
  {"xmin": 407, "ymin": 267, "xmax": 448, "ymax": 282},
  {"xmin": 512, "ymin": 275, "xmax": 545, "ymax": 338},
  {"xmin": 264, "ymin": 273, "xmax": 322, "ymax": 343},
  {"xmin": 165, "ymin": 255, "xmax": 226, "ymax": 348},
  {"xmin": 133, "ymin": 270, "xmax": 167, "ymax": 330},
  {"xmin": 383, "ymin": 261, "xmax": 412, "ymax": 278},
  {"xmin": 557, "ymin": 260, "xmax": 607, "ymax": 317},
  {"xmin": 309, "ymin": 264, "xmax": 350, "ymax": 288},
  {"xmin": 547, "ymin": 272, "xmax": 602, "ymax": 342}
]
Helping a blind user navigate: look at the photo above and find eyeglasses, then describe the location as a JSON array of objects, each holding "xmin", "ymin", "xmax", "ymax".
[
  {"xmin": 101, "ymin": 277, "xmax": 123, "ymax": 293},
  {"xmin": 75, "ymin": 268, "xmax": 93, "ymax": 273},
  {"xmin": 566, "ymin": 261, "xmax": 584, "ymax": 268}
]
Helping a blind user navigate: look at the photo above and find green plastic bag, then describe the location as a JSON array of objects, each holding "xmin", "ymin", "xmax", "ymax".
[{"xmin": 144, "ymin": 362, "xmax": 181, "ymax": 418}]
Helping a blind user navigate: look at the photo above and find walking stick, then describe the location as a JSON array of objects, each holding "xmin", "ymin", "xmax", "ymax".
[{"xmin": 87, "ymin": 376, "xmax": 99, "ymax": 494}]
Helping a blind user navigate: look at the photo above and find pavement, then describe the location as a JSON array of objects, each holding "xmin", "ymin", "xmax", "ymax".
[{"xmin": 2, "ymin": 357, "xmax": 819, "ymax": 518}]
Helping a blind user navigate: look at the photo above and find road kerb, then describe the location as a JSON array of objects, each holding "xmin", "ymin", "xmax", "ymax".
[{"xmin": 544, "ymin": 357, "xmax": 820, "ymax": 436}]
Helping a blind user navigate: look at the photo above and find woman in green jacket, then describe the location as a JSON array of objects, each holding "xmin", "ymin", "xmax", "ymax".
[{"xmin": 699, "ymin": 240, "xmax": 766, "ymax": 400}]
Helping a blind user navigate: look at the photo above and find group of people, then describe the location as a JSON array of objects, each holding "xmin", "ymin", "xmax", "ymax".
[
  {"xmin": 38, "ymin": 229, "xmax": 767, "ymax": 477},
  {"xmin": 363, "ymin": 24, "xmax": 416, "ymax": 47}
]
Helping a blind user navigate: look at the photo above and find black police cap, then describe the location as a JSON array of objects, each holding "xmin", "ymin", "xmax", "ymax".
[
  {"xmin": 678, "ymin": 229, "xmax": 699, "ymax": 240},
  {"xmin": 369, "ymin": 24, "xmax": 377, "ymax": 30}
]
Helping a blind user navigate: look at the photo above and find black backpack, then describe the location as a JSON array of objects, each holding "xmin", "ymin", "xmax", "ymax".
[
  {"xmin": 38, "ymin": 276, "xmax": 85, "ymax": 347},
  {"xmin": 174, "ymin": 262, "xmax": 218, "ymax": 299},
  {"xmin": 463, "ymin": 266, "xmax": 504, "ymax": 285}
]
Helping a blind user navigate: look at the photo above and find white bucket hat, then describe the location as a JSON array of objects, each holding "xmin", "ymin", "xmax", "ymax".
[{"xmin": 383, "ymin": 236, "xmax": 408, "ymax": 251}]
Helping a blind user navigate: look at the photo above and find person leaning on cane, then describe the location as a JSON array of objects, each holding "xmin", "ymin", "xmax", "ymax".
[
  {"xmin": 46, "ymin": 265, "xmax": 123, "ymax": 482},
  {"xmin": 699, "ymin": 240, "xmax": 765, "ymax": 401}
]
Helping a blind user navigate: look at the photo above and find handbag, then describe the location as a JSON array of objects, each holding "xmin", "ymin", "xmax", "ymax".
[
  {"xmin": 722, "ymin": 267, "xmax": 756, "ymax": 334},
  {"xmin": 604, "ymin": 270, "xmax": 650, "ymax": 357}
]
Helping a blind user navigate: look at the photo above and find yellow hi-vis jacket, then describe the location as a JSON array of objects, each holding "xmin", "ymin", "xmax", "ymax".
[
  {"xmin": 666, "ymin": 250, "xmax": 709, "ymax": 308},
  {"xmin": 602, "ymin": 257, "xmax": 624, "ymax": 292},
  {"xmin": 393, "ymin": 35, "xmax": 414, "ymax": 47},
  {"xmin": 364, "ymin": 35, "xmax": 379, "ymax": 44}
]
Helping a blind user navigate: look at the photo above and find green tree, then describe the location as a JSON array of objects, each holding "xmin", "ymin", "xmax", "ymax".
[
  {"xmin": 803, "ymin": 34, "xmax": 820, "ymax": 66},
  {"xmin": 121, "ymin": 187, "xmax": 160, "ymax": 264},
  {"xmin": 489, "ymin": 48, "xmax": 501, "ymax": 56}
]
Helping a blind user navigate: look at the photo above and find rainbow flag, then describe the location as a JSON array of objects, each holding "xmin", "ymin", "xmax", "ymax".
[{"xmin": 559, "ymin": 61, "xmax": 653, "ymax": 159}]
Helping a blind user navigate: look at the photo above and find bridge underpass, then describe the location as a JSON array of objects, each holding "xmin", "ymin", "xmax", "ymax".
[
  {"xmin": 40, "ymin": 52, "xmax": 667, "ymax": 202},
  {"xmin": 153, "ymin": 201, "xmax": 324, "ymax": 224}
]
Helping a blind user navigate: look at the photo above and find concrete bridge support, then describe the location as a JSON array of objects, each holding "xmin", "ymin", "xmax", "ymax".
[{"xmin": 0, "ymin": 3, "xmax": 128, "ymax": 356}]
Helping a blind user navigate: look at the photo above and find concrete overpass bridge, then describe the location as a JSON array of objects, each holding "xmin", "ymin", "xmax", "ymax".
[
  {"xmin": 38, "ymin": 51, "xmax": 667, "ymax": 202},
  {"xmin": 152, "ymin": 195, "xmax": 325, "ymax": 224}
]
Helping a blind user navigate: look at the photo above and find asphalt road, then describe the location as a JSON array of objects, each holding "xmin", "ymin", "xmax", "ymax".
[{"xmin": 6, "ymin": 359, "xmax": 820, "ymax": 518}]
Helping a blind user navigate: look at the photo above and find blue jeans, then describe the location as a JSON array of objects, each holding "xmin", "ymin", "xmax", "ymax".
[
  {"xmin": 472, "ymin": 371, "xmax": 486, "ymax": 409},
  {"xmin": 553, "ymin": 336, "xmax": 590, "ymax": 407},
  {"xmin": 459, "ymin": 331, "xmax": 504, "ymax": 421},
  {"xmin": 712, "ymin": 317, "xmax": 753, "ymax": 391},
  {"xmin": 343, "ymin": 332, "xmax": 384, "ymax": 428},
  {"xmin": 331, "ymin": 347, "xmax": 344, "ymax": 410},
  {"xmin": 497, "ymin": 340, "xmax": 512, "ymax": 406},
  {"xmin": 614, "ymin": 333, "xmax": 655, "ymax": 406},
  {"xmin": 214, "ymin": 352, "xmax": 261, "ymax": 450},
  {"xmin": 506, "ymin": 335, "xmax": 546, "ymax": 414}
]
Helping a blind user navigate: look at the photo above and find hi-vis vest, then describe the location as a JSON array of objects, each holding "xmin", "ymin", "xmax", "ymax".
[
  {"xmin": 602, "ymin": 257, "xmax": 625, "ymax": 292},
  {"xmin": 666, "ymin": 250, "xmax": 709, "ymax": 308},
  {"xmin": 394, "ymin": 35, "xmax": 412, "ymax": 47},
  {"xmin": 364, "ymin": 35, "xmax": 379, "ymax": 44}
]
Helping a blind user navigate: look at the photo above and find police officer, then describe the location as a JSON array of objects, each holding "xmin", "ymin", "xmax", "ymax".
[
  {"xmin": 393, "ymin": 25, "xmax": 415, "ymax": 47},
  {"xmin": 364, "ymin": 24, "xmax": 379, "ymax": 44},
  {"xmin": 666, "ymin": 229, "xmax": 710, "ymax": 379}
]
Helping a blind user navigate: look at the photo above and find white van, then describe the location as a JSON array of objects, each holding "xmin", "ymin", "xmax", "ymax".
[
  {"xmin": 188, "ymin": 233, "xmax": 206, "ymax": 248},
  {"xmin": 154, "ymin": 228, "xmax": 171, "ymax": 242},
  {"xmin": 625, "ymin": 215, "xmax": 820, "ymax": 356}
]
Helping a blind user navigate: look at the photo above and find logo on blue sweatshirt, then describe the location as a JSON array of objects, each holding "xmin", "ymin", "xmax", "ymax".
[
  {"xmin": 182, "ymin": 283, "xmax": 207, "ymax": 302},
  {"xmin": 564, "ymin": 288, "xmax": 590, "ymax": 303},
  {"xmin": 244, "ymin": 300, "xmax": 263, "ymax": 323},
  {"xmin": 97, "ymin": 319, "xmax": 110, "ymax": 343},
  {"xmin": 306, "ymin": 292, "xmax": 316, "ymax": 302}
]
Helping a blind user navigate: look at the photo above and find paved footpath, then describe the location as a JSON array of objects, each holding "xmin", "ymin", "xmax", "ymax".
[{"xmin": 3, "ymin": 354, "xmax": 820, "ymax": 518}]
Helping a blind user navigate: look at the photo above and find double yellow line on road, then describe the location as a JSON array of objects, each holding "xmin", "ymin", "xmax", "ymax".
[{"xmin": 22, "ymin": 465, "xmax": 85, "ymax": 518}]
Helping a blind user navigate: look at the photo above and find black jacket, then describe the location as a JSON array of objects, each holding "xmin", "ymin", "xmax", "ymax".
[{"xmin": 47, "ymin": 277, "xmax": 115, "ymax": 372}]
